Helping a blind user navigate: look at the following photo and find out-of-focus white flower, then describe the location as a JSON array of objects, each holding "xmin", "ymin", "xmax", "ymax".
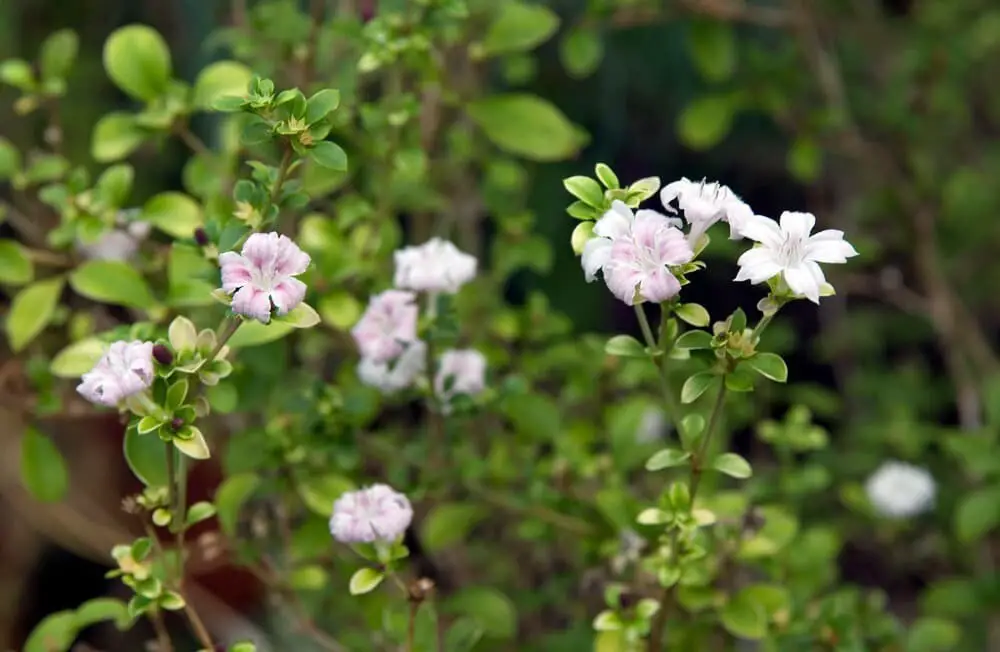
[
  {"xmin": 635, "ymin": 406, "xmax": 668, "ymax": 444},
  {"xmin": 610, "ymin": 529, "xmax": 647, "ymax": 575},
  {"xmin": 219, "ymin": 232, "xmax": 311, "ymax": 323},
  {"xmin": 351, "ymin": 290, "xmax": 420, "ymax": 364},
  {"xmin": 77, "ymin": 340, "xmax": 155, "ymax": 407},
  {"xmin": 865, "ymin": 460, "xmax": 936, "ymax": 519},
  {"xmin": 735, "ymin": 211, "xmax": 858, "ymax": 303},
  {"xmin": 358, "ymin": 341, "xmax": 427, "ymax": 393},
  {"xmin": 661, "ymin": 177, "xmax": 753, "ymax": 243},
  {"xmin": 393, "ymin": 238, "xmax": 477, "ymax": 294},
  {"xmin": 435, "ymin": 349, "xmax": 487, "ymax": 405},
  {"xmin": 77, "ymin": 217, "xmax": 152, "ymax": 262},
  {"xmin": 329, "ymin": 484, "xmax": 413, "ymax": 544}
]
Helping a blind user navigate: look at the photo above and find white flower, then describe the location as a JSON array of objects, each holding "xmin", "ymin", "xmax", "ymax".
[
  {"xmin": 610, "ymin": 529, "xmax": 646, "ymax": 575},
  {"xmin": 219, "ymin": 232, "xmax": 311, "ymax": 323},
  {"xmin": 77, "ymin": 219, "xmax": 151, "ymax": 262},
  {"xmin": 735, "ymin": 211, "xmax": 858, "ymax": 303},
  {"xmin": 329, "ymin": 484, "xmax": 413, "ymax": 544},
  {"xmin": 393, "ymin": 238, "xmax": 477, "ymax": 294},
  {"xmin": 865, "ymin": 460, "xmax": 935, "ymax": 519},
  {"xmin": 581, "ymin": 200, "xmax": 683, "ymax": 282},
  {"xmin": 660, "ymin": 177, "xmax": 754, "ymax": 243},
  {"xmin": 77, "ymin": 340, "xmax": 155, "ymax": 407},
  {"xmin": 435, "ymin": 349, "xmax": 487, "ymax": 406},
  {"xmin": 358, "ymin": 341, "xmax": 427, "ymax": 394}
]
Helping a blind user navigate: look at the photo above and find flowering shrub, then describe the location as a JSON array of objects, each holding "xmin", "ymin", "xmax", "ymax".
[{"xmin": 2, "ymin": 2, "xmax": 999, "ymax": 652}]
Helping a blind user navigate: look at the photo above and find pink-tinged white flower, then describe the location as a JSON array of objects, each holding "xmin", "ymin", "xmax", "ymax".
[
  {"xmin": 358, "ymin": 341, "xmax": 427, "ymax": 393},
  {"xmin": 219, "ymin": 232, "xmax": 311, "ymax": 323},
  {"xmin": 601, "ymin": 211, "xmax": 693, "ymax": 305},
  {"xmin": 77, "ymin": 340, "xmax": 155, "ymax": 407},
  {"xmin": 351, "ymin": 290, "xmax": 419, "ymax": 363},
  {"xmin": 735, "ymin": 211, "xmax": 858, "ymax": 303},
  {"xmin": 394, "ymin": 238, "xmax": 477, "ymax": 294},
  {"xmin": 661, "ymin": 177, "xmax": 753, "ymax": 243},
  {"xmin": 865, "ymin": 460, "xmax": 935, "ymax": 519},
  {"xmin": 582, "ymin": 200, "xmax": 684, "ymax": 282},
  {"xmin": 435, "ymin": 349, "xmax": 487, "ymax": 404},
  {"xmin": 329, "ymin": 484, "xmax": 414, "ymax": 544}
]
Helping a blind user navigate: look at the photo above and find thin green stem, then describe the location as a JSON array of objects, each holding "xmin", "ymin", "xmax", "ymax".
[
  {"xmin": 407, "ymin": 600, "xmax": 417, "ymax": 652},
  {"xmin": 634, "ymin": 304, "xmax": 678, "ymax": 421},
  {"xmin": 233, "ymin": 145, "xmax": 296, "ymax": 249},
  {"xmin": 689, "ymin": 382, "xmax": 729, "ymax": 502},
  {"xmin": 751, "ymin": 313, "xmax": 774, "ymax": 342},
  {"xmin": 209, "ymin": 316, "xmax": 242, "ymax": 361}
]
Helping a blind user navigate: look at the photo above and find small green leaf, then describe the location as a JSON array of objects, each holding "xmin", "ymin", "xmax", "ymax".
[
  {"xmin": 23, "ymin": 610, "xmax": 76, "ymax": 652},
  {"xmin": 91, "ymin": 112, "xmax": 146, "ymax": 163},
  {"xmin": 318, "ymin": 291, "xmax": 362, "ymax": 331},
  {"xmin": 349, "ymin": 568, "xmax": 384, "ymax": 595},
  {"xmin": 230, "ymin": 642, "xmax": 257, "ymax": 652},
  {"xmin": 955, "ymin": 485, "xmax": 1000, "ymax": 543},
  {"xmin": 746, "ymin": 352, "xmax": 788, "ymax": 382},
  {"xmin": 712, "ymin": 453, "xmax": 752, "ymax": 479},
  {"xmin": 70, "ymin": 261, "xmax": 156, "ymax": 309},
  {"xmin": 5, "ymin": 277, "xmax": 64, "ymax": 352},
  {"xmin": 563, "ymin": 176, "xmax": 604, "ymax": 208},
  {"xmin": 191, "ymin": 61, "xmax": 252, "ymax": 110},
  {"xmin": 275, "ymin": 302, "xmax": 321, "ymax": 328},
  {"xmin": 124, "ymin": 426, "xmax": 168, "ymax": 487},
  {"xmin": 906, "ymin": 617, "xmax": 962, "ymax": 652},
  {"xmin": 304, "ymin": 89, "xmax": 341, "ymax": 124},
  {"xmin": 675, "ymin": 303, "xmax": 710, "ymax": 327},
  {"xmin": 0, "ymin": 240, "xmax": 34, "ymax": 285},
  {"xmin": 566, "ymin": 200, "xmax": 597, "ymax": 220},
  {"xmin": 141, "ymin": 191, "xmax": 203, "ymax": 240},
  {"xmin": 0, "ymin": 136, "xmax": 21, "ymax": 179},
  {"xmin": 559, "ymin": 26, "xmax": 603, "ymax": 79},
  {"xmin": 604, "ymin": 334, "xmax": 646, "ymax": 358},
  {"xmin": 477, "ymin": 1, "xmax": 560, "ymax": 57},
  {"xmin": 592, "ymin": 610, "xmax": 622, "ymax": 631},
  {"xmin": 646, "ymin": 448, "xmax": 692, "ymax": 471},
  {"xmin": 421, "ymin": 503, "xmax": 487, "ymax": 552},
  {"xmin": 226, "ymin": 320, "xmax": 296, "ymax": 348},
  {"xmin": 165, "ymin": 379, "xmax": 189, "ymax": 411},
  {"xmin": 720, "ymin": 590, "xmax": 768, "ymax": 639},
  {"xmin": 674, "ymin": 330, "xmax": 713, "ymax": 350},
  {"xmin": 570, "ymin": 221, "xmax": 595, "ymax": 255},
  {"xmin": 136, "ymin": 416, "xmax": 161, "ymax": 435},
  {"xmin": 214, "ymin": 473, "xmax": 260, "ymax": 535},
  {"xmin": 677, "ymin": 94, "xmax": 736, "ymax": 151},
  {"xmin": 50, "ymin": 338, "xmax": 105, "ymax": 378},
  {"xmin": 444, "ymin": 617, "xmax": 484, "ymax": 652},
  {"xmin": 788, "ymin": 136, "xmax": 822, "ymax": 183},
  {"xmin": 103, "ymin": 25, "xmax": 172, "ymax": 101},
  {"xmin": 174, "ymin": 427, "xmax": 210, "ymax": 460},
  {"xmin": 446, "ymin": 587, "xmax": 518, "ymax": 639},
  {"xmin": 74, "ymin": 597, "xmax": 131, "ymax": 631},
  {"xmin": 159, "ymin": 591, "xmax": 186, "ymax": 611},
  {"xmin": 681, "ymin": 371, "xmax": 716, "ymax": 404},
  {"xmin": 94, "ymin": 163, "xmax": 134, "ymax": 208},
  {"xmin": 185, "ymin": 501, "xmax": 216, "ymax": 527},
  {"xmin": 594, "ymin": 163, "xmax": 618, "ymax": 189},
  {"xmin": 0, "ymin": 59, "xmax": 34, "ymax": 91},
  {"xmin": 40, "ymin": 29, "xmax": 79, "ymax": 82},
  {"xmin": 467, "ymin": 94, "xmax": 587, "ymax": 162},
  {"xmin": 686, "ymin": 20, "xmax": 736, "ymax": 83},
  {"xmin": 20, "ymin": 427, "xmax": 69, "ymax": 503},
  {"xmin": 309, "ymin": 141, "xmax": 348, "ymax": 171}
]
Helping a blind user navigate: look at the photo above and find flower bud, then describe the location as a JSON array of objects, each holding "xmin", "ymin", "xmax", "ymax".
[
  {"xmin": 170, "ymin": 417, "xmax": 185, "ymax": 431},
  {"xmin": 360, "ymin": 0, "xmax": 377, "ymax": 22},
  {"xmin": 152, "ymin": 344, "xmax": 174, "ymax": 366},
  {"xmin": 194, "ymin": 227, "xmax": 210, "ymax": 247}
]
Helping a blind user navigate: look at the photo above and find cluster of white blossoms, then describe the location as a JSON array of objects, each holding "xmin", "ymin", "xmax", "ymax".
[
  {"xmin": 329, "ymin": 483, "xmax": 414, "ymax": 544},
  {"xmin": 351, "ymin": 238, "xmax": 486, "ymax": 405},
  {"xmin": 582, "ymin": 178, "xmax": 858, "ymax": 305},
  {"xmin": 865, "ymin": 460, "xmax": 936, "ymax": 519}
]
